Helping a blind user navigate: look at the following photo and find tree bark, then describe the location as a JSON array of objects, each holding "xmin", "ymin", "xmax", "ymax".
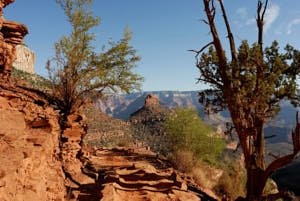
[{"xmin": 200, "ymin": 1, "xmax": 300, "ymax": 200}]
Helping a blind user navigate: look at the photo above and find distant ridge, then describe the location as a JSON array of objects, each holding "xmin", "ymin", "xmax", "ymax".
[{"xmin": 95, "ymin": 91, "xmax": 202, "ymax": 119}]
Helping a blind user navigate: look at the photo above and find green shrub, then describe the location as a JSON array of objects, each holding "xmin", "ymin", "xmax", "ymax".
[
  {"xmin": 164, "ymin": 107, "xmax": 225, "ymax": 165},
  {"xmin": 11, "ymin": 67, "xmax": 51, "ymax": 90}
]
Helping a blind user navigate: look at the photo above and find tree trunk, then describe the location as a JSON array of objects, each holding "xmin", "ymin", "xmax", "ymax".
[
  {"xmin": 245, "ymin": 167, "xmax": 265, "ymax": 201},
  {"xmin": 244, "ymin": 122, "xmax": 267, "ymax": 201}
]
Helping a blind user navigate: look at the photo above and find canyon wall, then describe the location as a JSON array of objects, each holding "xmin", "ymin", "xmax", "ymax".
[
  {"xmin": 0, "ymin": 83, "xmax": 66, "ymax": 201},
  {"xmin": 0, "ymin": 1, "xmax": 67, "ymax": 200}
]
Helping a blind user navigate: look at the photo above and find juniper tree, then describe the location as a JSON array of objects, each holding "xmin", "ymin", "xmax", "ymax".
[
  {"xmin": 191, "ymin": 0, "xmax": 300, "ymax": 200},
  {"xmin": 47, "ymin": 0, "xmax": 143, "ymax": 116}
]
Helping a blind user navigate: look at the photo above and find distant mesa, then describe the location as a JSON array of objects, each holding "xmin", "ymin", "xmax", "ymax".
[
  {"xmin": 96, "ymin": 91, "xmax": 202, "ymax": 120},
  {"xmin": 130, "ymin": 94, "xmax": 169, "ymax": 136},
  {"xmin": 130, "ymin": 94, "xmax": 168, "ymax": 121},
  {"xmin": 144, "ymin": 94, "xmax": 159, "ymax": 108}
]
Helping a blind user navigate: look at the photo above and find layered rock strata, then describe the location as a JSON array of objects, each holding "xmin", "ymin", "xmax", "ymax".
[
  {"xmin": 61, "ymin": 112, "xmax": 94, "ymax": 187},
  {"xmin": 0, "ymin": 0, "xmax": 28, "ymax": 79},
  {"xmin": 0, "ymin": 0, "xmax": 91, "ymax": 194},
  {"xmin": 0, "ymin": 1, "xmax": 68, "ymax": 200},
  {"xmin": 0, "ymin": 81, "xmax": 66, "ymax": 201},
  {"xmin": 130, "ymin": 94, "xmax": 169, "ymax": 136},
  {"xmin": 70, "ymin": 147, "xmax": 218, "ymax": 201}
]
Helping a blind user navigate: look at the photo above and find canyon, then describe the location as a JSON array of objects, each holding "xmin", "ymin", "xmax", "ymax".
[{"xmin": 0, "ymin": 2, "xmax": 215, "ymax": 200}]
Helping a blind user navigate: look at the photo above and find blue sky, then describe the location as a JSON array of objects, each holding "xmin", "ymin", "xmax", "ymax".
[{"xmin": 4, "ymin": 0, "xmax": 300, "ymax": 91}]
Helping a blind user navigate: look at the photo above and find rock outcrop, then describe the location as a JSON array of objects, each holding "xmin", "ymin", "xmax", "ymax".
[
  {"xmin": 0, "ymin": 2, "xmax": 67, "ymax": 200},
  {"xmin": 60, "ymin": 112, "xmax": 95, "ymax": 187},
  {"xmin": 145, "ymin": 94, "xmax": 159, "ymax": 108},
  {"xmin": 0, "ymin": 0, "xmax": 28, "ymax": 79},
  {"xmin": 130, "ymin": 94, "xmax": 169, "ymax": 136},
  {"xmin": 71, "ymin": 147, "xmax": 217, "ymax": 201},
  {"xmin": 0, "ymin": 81, "xmax": 66, "ymax": 201},
  {"xmin": 13, "ymin": 44, "xmax": 35, "ymax": 74}
]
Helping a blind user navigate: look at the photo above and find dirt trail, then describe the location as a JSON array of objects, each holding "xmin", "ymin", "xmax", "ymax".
[{"xmin": 69, "ymin": 147, "xmax": 218, "ymax": 201}]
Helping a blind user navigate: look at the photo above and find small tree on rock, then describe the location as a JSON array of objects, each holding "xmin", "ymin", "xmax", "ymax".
[
  {"xmin": 191, "ymin": 0, "xmax": 300, "ymax": 200},
  {"xmin": 47, "ymin": 0, "xmax": 143, "ymax": 117}
]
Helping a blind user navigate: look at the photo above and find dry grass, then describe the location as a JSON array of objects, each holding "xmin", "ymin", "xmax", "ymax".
[
  {"xmin": 169, "ymin": 150, "xmax": 219, "ymax": 189},
  {"xmin": 190, "ymin": 163, "xmax": 217, "ymax": 189},
  {"xmin": 213, "ymin": 161, "xmax": 246, "ymax": 200},
  {"xmin": 169, "ymin": 150, "xmax": 196, "ymax": 173},
  {"xmin": 169, "ymin": 149, "xmax": 248, "ymax": 200}
]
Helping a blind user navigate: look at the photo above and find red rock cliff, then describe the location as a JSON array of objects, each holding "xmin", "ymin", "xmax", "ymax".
[
  {"xmin": 0, "ymin": 2, "xmax": 68, "ymax": 200},
  {"xmin": 0, "ymin": 0, "xmax": 28, "ymax": 80},
  {"xmin": 0, "ymin": 82, "xmax": 66, "ymax": 201}
]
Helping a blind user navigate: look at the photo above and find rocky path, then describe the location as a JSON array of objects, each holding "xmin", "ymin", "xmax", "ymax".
[{"xmin": 69, "ymin": 147, "xmax": 218, "ymax": 201}]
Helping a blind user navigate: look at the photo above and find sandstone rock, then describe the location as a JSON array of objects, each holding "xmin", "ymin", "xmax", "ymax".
[
  {"xmin": 75, "ymin": 147, "xmax": 213, "ymax": 201},
  {"xmin": 145, "ymin": 94, "xmax": 159, "ymax": 108},
  {"xmin": 2, "ymin": 0, "xmax": 15, "ymax": 8},
  {"xmin": 130, "ymin": 94, "xmax": 169, "ymax": 138},
  {"xmin": 13, "ymin": 44, "xmax": 35, "ymax": 74},
  {"xmin": 0, "ymin": 1, "xmax": 28, "ymax": 79},
  {"xmin": 0, "ymin": 81, "xmax": 66, "ymax": 201},
  {"xmin": 60, "ymin": 111, "xmax": 94, "ymax": 187},
  {"xmin": 2, "ymin": 20, "xmax": 28, "ymax": 41},
  {"xmin": 0, "ymin": 2, "xmax": 94, "ymax": 200}
]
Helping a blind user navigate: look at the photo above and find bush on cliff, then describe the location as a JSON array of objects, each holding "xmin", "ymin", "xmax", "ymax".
[{"xmin": 164, "ymin": 107, "xmax": 225, "ymax": 165}]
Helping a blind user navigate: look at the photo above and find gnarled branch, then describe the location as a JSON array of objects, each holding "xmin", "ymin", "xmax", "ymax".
[
  {"xmin": 265, "ymin": 112, "xmax": 300, "ymax": 178},
  {"xmin": 264, "ymin": 188, "xmax": 290, "ymax": 201}
]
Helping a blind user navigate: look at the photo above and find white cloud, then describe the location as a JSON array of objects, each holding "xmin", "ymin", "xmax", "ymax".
[
  {"xmin": 287, "ymin": 18, "xmax": 300, "ymax": 34},
  {"xmin": 236, "ymin": 7, "xmax": 248, "ymax": 19},
  {"xmin": 264, "ymin": 4, "xmax": 280, "ymax": 32},
  {"xmin": 246, "ymin": 18, "xmax": 256, "ymax": 26}
]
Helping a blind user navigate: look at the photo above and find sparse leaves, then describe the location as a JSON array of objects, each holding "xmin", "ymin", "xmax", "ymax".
[
  {"xmin": 47, "ymin": 0, "xmax": 143, "ymax": 115},
  {"xmin": 194, "ymin": 0, "xmax": 300, "ymax": 200}
]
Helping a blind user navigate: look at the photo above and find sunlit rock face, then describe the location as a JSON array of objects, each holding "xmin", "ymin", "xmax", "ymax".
[
  {"xmin": 13, "ymin": 44, "xmax": 35, "ymax": 74},
  {"xmin": 0, "ymin": 1, "xmax": 67, "ymax": 200},
  {"xmin": 0, "ymin": 83, "xmax": 66, "ymax": 201},
  {"xmin": 0, "ymin": 0, "xmax": 28, "ymax": 79}
]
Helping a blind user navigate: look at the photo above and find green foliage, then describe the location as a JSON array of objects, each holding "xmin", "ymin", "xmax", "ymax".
[
  {"xmin": 198, "ymin": 41, "xmax": 300, "ymax": 115},
  {"xmin": 195, "ymin": 1, "xmax": 300, "ymax": 199},
  {"xmin": 164, "ymin": 107, "xmax": 225, "ymax": 165},
  {"xmin": 12, "ymin": 67, "xmax": 51, "ymax": 90},
  {"xmin": 47, "ymin": 0, "xmax": 143, "ymax": 115}
]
